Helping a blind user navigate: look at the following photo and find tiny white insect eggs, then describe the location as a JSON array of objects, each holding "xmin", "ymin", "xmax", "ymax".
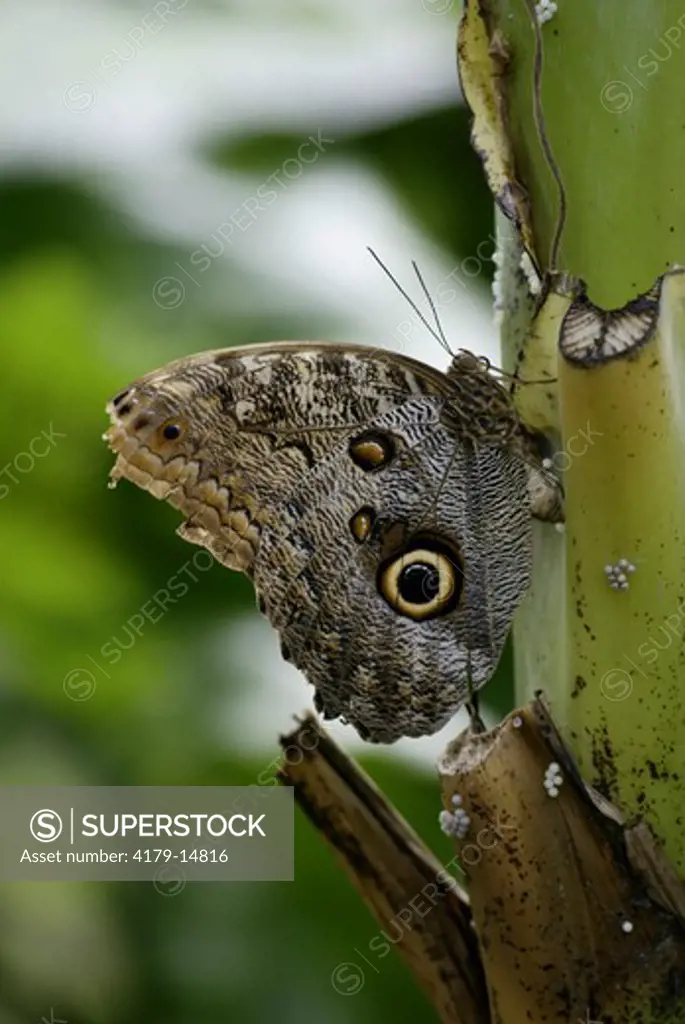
[
  {"xmin": 438, "ymin": 793, "xmax": 472, "ymax": 839},
  {"xmin": 535, "ymin": 0, "xmax": 558, "ymax": 25},
  {"xmin": 543, "ymin": 761, "xmax": 563, "ymax": 797},
  {"xmin": 439, "ymin": 807, "xmax": 471, "ymax": 840},
  {"xmin": 604, "ymin": 558, "xmax": 636, "ymax": 590}
]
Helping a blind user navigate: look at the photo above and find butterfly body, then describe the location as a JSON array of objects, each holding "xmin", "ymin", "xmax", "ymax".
[{"xmin": 106, "ymin": 342, "xmax": 561, "ymax": 742}]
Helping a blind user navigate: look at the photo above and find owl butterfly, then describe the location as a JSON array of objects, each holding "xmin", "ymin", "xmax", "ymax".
[{"xmin": 105, "ymin": 342, "xmax": 562, "ymax": 743}]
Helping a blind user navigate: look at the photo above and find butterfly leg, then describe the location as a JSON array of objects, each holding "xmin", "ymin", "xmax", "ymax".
[
  {"xmin": 462, "ymin": 614, "xmax": 487, "ymax": 733},
  {"xmin": 465, "ymin": 694, "xmax": 486, "ymax": 734}
]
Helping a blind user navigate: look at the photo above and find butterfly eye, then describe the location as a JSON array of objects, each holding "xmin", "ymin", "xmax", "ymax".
[{"xmin": 378, "ymin": 541, "xmax": 463, "ymax": 621}]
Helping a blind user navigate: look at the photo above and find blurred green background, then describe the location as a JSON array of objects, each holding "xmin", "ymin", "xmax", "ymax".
[{"xmin": 0, "ymin": 1, "xmax": 510, "ymax": 1020}]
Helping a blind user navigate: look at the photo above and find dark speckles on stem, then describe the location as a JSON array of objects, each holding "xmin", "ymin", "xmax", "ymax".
[
  {"xmin": 571, "ymin": 675, "xmax": 587, "ymax": 699},
  {"xmin": 591, "ymin": 723, "xmax": 619, "ymax": 801},
  {"xmin": 645, "ymin": 758, "xmax": 675, "ymax": 782}
]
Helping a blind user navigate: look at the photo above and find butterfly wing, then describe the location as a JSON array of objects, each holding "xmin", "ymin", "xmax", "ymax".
[{"xmin": 105, "ymin": 342, "xmax": 532, "ymax": 742}]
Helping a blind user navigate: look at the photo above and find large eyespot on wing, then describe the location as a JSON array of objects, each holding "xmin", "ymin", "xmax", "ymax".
[
  {"xmin": 250, "ymin": 406, "xmax": 455, "ymax": 741},
  {"xmin": 249, "ymin": 396, "xmax": 534, "ymax": 744},
  {"xmin": 377, "ymin": 537, "xmax": 464, "ymax": 621}
]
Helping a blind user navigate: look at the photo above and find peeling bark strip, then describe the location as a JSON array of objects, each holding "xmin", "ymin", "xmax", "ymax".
[
  {"xmin": 625, "ymin": 821, "xmax": 685, "ymax": 924},
  {"xmin": 438, "ymin": 700, "xmax": 685, "ymax": 1024},
  {"xmin": 560, "ymin": 278, "xmax": 664, "ymax": 365},
  {"xmin": 457, "ymin": 0, "xmax": 537, "ymax": 267},
  {"xmin": 278, "ymin": 714, "xmax": 489, "ymax": 1024}
]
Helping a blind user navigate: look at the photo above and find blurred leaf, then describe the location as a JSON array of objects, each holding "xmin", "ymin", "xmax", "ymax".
[{"xmin": 212, "ymin": 106, "xmax": 493, "ymax": 266}]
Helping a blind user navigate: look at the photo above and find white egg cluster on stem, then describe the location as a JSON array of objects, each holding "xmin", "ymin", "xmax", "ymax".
[
  {"xmin": 535, "ymin": 0, "xmax": 558, "ymax": 24},
  {"xmin": 543, "ymin": 761, "xmax": 563, "ymax": 798},
  {"xmin": 438, "ymin": 793, "xmax": 471, "ymax": 839},
  {"xmin": 604, "ymin": 558, "xmax": 636, "ymax": 591}
]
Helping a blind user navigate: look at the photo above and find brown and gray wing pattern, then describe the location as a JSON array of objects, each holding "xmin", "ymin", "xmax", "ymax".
[
  {"xmin": 105, "ymin": 342, "xmax": 532, "ymax": 742},
  {"xmin": 106, "ymin": 343, "xmax": 447, "ymax": 574}
]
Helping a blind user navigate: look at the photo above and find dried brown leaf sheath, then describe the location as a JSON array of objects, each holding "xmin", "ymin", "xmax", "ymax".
[
  {"xmin": 278, "ymin": 714, "xmax": 489, "ymax": 1024},
  {"xmin": 280, "ymin": 706, "xmax": 685, "ymax": 1023},
  {"xmin": 438, "ymin": 701, "xmax": 685, "ymax": 1023}
]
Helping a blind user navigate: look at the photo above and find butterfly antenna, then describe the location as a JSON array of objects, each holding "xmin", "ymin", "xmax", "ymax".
[
  {"xmin": 367, "ymin": 248, "xmax": 445, "ymax": 349},
  {"xmin": 411, "ymin": 260, "xmax": 454, "ymax": 359},
  {"xmin": 498, "ymin": 367, "xmax": 558, "ymax": 386}
]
